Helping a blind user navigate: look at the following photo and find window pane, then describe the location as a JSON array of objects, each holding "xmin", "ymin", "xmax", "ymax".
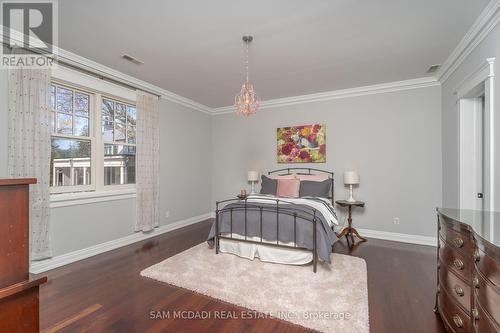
[
  {"xmin": 51, "ymin": 138, "xmax": 91, "ymax": 187},
  {"xmin": 127, "ymin": 106, "xmax": 136, "ymax": 126},
  {"xmin": 114, "ymin": 122, "xmax": 126, "ymax": 142},
  {"xmin": 102, "ymin": 99, "xmax": 114, "ymax": 121},
  {"xmin": 102, "ymin": 121, "xmax": 114, "ymax": 141},
  {"xmin": 56, "ymin": 87, "xmax": 73, "ymax": 113},
  {"xmin": 74, "ymin": 116, "xmax": 89, "ymax": 136},
  {"xmin": 56, "ymin": 113, "xmax": 72, "ymax": 135},
  {"xmin": 115, "ymin": 103, "xmax": 126, "ymax": 124},
  {"xmin": 104, "ymin": 144, "xmax": 135, "ymax": 185},
  {"xmin": 50, "ymin": 85, "xmax": 56, "ymax": 110},
  {"xmin": 75, "ymin": 93, "xmax": 89, "ymax": 116},
  {"xmin": 127, "ymin": 125, "xmax": 136, "ymax": 144},
  {"xmin": 50, "ymin": 111, "xmax": 55, "ymax": 133}
]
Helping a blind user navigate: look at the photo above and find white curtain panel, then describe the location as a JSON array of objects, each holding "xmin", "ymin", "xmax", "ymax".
[
  {"xmin": 136, "ymin": 90, "xmax": 160, "ymax": 232},
  {"xmin": 8, "ymin": 67, "xmax": 52, "ymax": 260}
]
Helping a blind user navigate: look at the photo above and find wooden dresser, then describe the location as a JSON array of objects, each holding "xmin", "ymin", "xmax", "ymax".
[
  {"xmin": 435, "ymin": 208, "xmax": 500, "ymax": 333},
  {"xmin": 0, "ymin": 179, "xmax": 47, "ymax": 333}
]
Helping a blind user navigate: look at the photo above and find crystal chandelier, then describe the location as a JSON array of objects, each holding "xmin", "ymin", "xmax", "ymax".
[{"xmin": 234, "ymin": 35, "xmax": 260, "ymax": 116}]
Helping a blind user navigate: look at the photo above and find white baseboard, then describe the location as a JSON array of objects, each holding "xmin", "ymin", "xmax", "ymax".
[
  {"xmin": 357, "ymin": 228, "xmax": 437, "ymax": 247},
  {"xmin": 30, "ymin": 212, "xmax": 213, "ymax": 274}
]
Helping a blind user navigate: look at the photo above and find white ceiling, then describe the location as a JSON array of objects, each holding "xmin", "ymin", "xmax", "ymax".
[{"xmin": 58, "ymin": 0, "xmax": 490, "ymax": 108}]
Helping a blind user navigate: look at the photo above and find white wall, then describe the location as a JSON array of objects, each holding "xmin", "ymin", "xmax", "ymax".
[
  {"xmin": 49, "ymin": 199, "xmax": 136, "ymax": 256},
  {"xmin": 211, "ymin": 85, "xmax": 442, "ymax": 237},
  {"xmin": 158, "ymin": 98, "xmax": 212, "ymax": 224},
  {"xmin": 441, "ymin": 23, "xmax": 500, "ymax": 209},
  {"xmin": 0, "ymin": 70, "xmax": 213, "ymax": 257}
]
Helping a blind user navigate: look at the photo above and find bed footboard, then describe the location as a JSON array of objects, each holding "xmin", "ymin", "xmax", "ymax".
[{"xmin": 214, "ymin": 197, "xmax": 319, "ymax": 273}]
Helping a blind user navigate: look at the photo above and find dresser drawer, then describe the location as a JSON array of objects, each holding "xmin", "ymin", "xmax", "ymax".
[
  {"xmin": 439, "ymin": 216, "xmax": 473, "ymax": 254},
  {"xmin": 473, "ymin": 298, "xmax": 500, "ymax": 333},
  {"xmin": 440, "ymin": 238, "xmax": 472, "ymax": 283},
  {"xmin": 440, "ymin": 264, "xmax": 471, "ymax": 312},
  {"xmin": 438, "ymin": 287, "xmax": 472, "ymax": 332},
  {"xmin": 475, "ymin": 246, "xmax": 500, "ymax": 288},
  {"xmin": 473, "ymin": 269, "xmax": 500, "ymax": 326}
]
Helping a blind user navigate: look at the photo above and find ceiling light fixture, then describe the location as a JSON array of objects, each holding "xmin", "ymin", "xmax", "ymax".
[{"xmin": 234, "ymin": 35, "xmax": 260, "ymax": 116}]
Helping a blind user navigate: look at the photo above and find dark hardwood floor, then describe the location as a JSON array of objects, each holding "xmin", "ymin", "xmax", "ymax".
[{"xmin": 36, "ymin": 220, "xmax": 445, "ymax": 333}]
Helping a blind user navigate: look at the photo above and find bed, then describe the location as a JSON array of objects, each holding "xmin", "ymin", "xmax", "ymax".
[{"xmin": 207, "ymin": 168, "xmax": 338, "ymax": 272}]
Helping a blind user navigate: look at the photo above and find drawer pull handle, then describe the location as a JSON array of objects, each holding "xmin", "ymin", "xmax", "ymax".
[
  {"xmin": 452, "ymin": 314, "xmax": 464, "ymax": 328},
  {"xmin": 473, "ymin": 277, "xmax": 480, "ymax": 289},
  {"xmin": 453, "ymin": 285, "xmax": 464, "ymax": 297},
  {"xmin": 452, "ymin": 238, "xmax": 464, "ymax": 248},
  {"xmin": 453, "ymin": 259, "xmax": 464, "ymax": 270},
  {"xmin": 472, "ymin": 308, "xmax": 479, "ymax": 321},
  {"xmin": 474, "ymin": 249, "xmax": 480, "ymax": 262}
]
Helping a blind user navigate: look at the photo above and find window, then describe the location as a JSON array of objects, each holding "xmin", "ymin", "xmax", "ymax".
[
  {"xmin": 50, "ymin": 82, "xmax": 136, "ymax": 194},
  {"xmin": 50, "ymin": 84, "xmax": 93, "ymax": 192},
  {"xmin": 101, "ymin": 98, "xmax": 136, "ymax": 186}
]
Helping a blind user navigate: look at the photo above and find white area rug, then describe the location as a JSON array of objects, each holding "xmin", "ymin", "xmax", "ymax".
[{"xmin": 141, "ymin": 243, "xmax": 369, "ymax": 333}]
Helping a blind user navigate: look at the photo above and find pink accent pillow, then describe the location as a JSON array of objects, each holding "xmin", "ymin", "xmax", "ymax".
[
  {"xmin": 295, "ymin": 174, "xmax": 330, "ymax": 182},
  {"xmin": 277, "ymin": 178, "xmax": 300, "ymax": 198},
  {"xmin": 268, "ymin": 174, "xmax": 296, "ymax": 180}
]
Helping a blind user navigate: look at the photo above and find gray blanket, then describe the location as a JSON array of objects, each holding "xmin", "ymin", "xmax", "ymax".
[{"xmin": 207, "ymin": 201, "xmax": 338, "ymax": 263}]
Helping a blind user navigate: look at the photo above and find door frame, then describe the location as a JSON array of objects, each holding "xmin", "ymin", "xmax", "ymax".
[{"xmin": 456, "ymin": 58, "xmax": 495, "ymax": 211}]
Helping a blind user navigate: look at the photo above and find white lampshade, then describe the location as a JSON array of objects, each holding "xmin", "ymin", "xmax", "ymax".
[
  {"xmin": 343, "ymin": 171, "xmax": 360, "ymax": 185},
  {"xmin": 247, "ymin": 171, "xmax": 259, "ymax": 182}
]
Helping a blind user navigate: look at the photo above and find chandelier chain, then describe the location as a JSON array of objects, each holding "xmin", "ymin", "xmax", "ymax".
[{"xmin": 246, "ymin": 40, "xmax": 249, "ymax": 84}]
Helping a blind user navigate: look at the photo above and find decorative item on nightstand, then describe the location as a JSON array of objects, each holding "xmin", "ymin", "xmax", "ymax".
[
  {"xmin": 247, "ymin": 171, "xmax": 259, "ymax": 194},
  {"xmin": 343, "ymin": 171, "xmax": 360, "ymax": 202},
  {"xmin": 237, "ymin": 189, "xmax": 248, "ymax": 200}
]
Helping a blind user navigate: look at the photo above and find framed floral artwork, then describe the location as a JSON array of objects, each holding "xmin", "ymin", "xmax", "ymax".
[{"xmin": 277, "ymin": 124, "xmax": 326, "ymax": 163}]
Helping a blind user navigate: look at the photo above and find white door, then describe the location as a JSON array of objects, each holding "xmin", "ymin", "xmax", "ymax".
[{"xmin": 459, "ymin": 96, "xmax": 484, "ymax": 211}]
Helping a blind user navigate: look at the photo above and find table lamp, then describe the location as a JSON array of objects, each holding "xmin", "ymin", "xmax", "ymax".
[
  {"xmin": 248, "ymin": 171, "xmax": 259, "ymax": 194},
  {"xmin": 343, "ymin": 171, "xmax": 360, "ymax": 202}
]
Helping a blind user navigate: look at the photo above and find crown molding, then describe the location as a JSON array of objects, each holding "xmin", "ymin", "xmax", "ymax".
[
  {"xmin": 436, "ymin": 0, "xmax": 500, "ymax": 83},
  {"xmin": 0, "ymin": 26, "xmax": 213, "ymax": 115},
  {"xmin": 55, "ymin": 48, "xmax": 213, "ymax": 114},
  {"xmin": 455, "ymin": 57, "xmax": 495, "ymax": 99},
  {"xmin": 211, "ymin": 77, "xmax": 440, "ymax": 115}
]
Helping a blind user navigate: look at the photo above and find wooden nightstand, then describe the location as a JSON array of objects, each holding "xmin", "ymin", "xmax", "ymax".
[{"xmin": 335, "ymin": 200, "xmax": 366, "ymax": 246}]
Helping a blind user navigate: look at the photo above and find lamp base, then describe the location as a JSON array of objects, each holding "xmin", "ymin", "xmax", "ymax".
[
  {"xmin": 250, "ymin": 181, "xmax": 256, "ymax": 195},
  {"xmin": 347, "ymin": 185, "xmax": 356, "ymax": 202}
]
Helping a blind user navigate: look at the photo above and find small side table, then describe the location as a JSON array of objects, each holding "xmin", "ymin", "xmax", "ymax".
[{"xmin": 335, "ymin": 200, "xmax": 366, "ymax": 246}]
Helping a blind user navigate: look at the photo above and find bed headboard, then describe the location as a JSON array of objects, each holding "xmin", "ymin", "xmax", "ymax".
[{"xmin": 268, "ymin": 168, "xmax": 334, "ymax": 204}]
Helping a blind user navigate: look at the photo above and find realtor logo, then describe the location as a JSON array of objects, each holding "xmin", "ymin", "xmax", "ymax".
[{"xmin": 1, "ymin": 1, "xmax": 57, "ymax": 68}]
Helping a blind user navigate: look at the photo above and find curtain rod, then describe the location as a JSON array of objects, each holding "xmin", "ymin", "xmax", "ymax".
[{"xmin": 2, "ymin": 41, "xmax": 162, "ymax": 98}]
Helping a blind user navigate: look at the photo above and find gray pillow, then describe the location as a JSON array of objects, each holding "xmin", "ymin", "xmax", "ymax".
[
  {"xmin": 260, "ymin": 175, "xmax": 277, "ymax": 195},
  {"xmin": 299, "ymin": 179, "xmax": 331, "ymax": 198}
]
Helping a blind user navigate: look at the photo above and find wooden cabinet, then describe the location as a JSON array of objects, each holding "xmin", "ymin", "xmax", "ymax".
[
  {"xmin": 436, "ymin": 209, "xmax": 500, "ymax": 333},
  {"xmin": 0, "ymin": 179, "xmax": 47, "ymax": 333}
]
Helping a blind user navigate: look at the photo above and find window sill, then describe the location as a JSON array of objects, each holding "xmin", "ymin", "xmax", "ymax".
[{"xmin": 50, "ymin": 188, "xmax": 136, "ymax": 208}]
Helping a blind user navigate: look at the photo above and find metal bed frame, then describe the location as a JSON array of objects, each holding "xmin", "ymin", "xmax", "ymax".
[{"xmin": 214, "ymin": 168, "xmax": 334, "ymax": 273}]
